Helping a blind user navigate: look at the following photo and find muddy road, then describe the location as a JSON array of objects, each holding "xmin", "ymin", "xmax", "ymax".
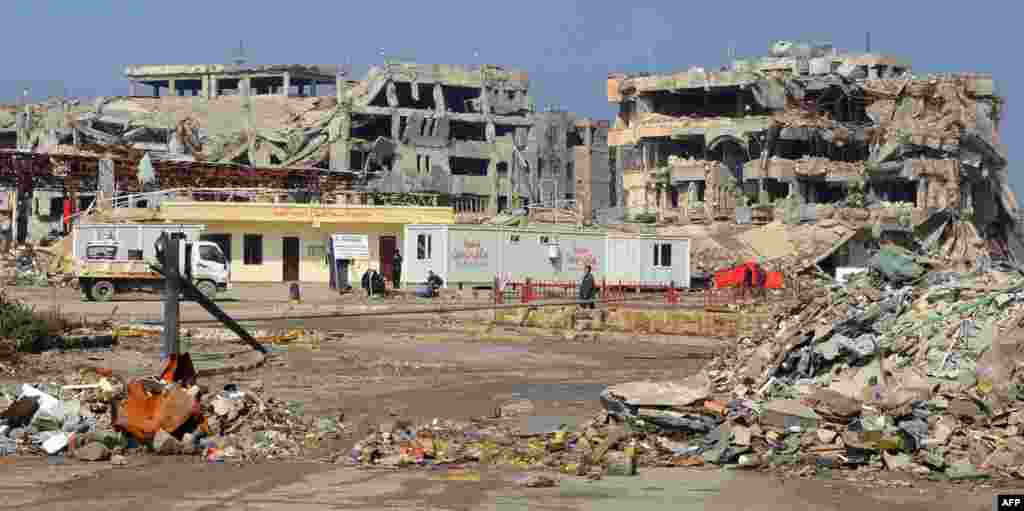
[{"xmin": 0, "ymin": 284, "xmax": 1010, "ymax": 510}]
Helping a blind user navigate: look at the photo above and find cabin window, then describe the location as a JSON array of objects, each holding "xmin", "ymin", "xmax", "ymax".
[
  {"xmin": 539, "ymin": 235, "xmax": 551, "ymax": 244},
  {"xmin": 306, "ymin": 245, "xmax": 326, "ymax": 258},
  {"xmin": 509, "ymin": 234, "xmax": 520, "ymax": 244},
  {"xmin": 417, "ymin": 234, "xmax": 433, "ymax": 260},
  {"xmin": 653, "ymin": 243, "xmax": 672, "ymax": 268},
  {"xmin": 86, "ymin": 245, "xmax": 118, "ymax": 260}
]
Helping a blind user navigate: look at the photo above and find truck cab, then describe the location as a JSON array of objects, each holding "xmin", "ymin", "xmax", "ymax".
[{"xmin": 189, "ymin": 241, "xmax": 231, "ymax": 294}]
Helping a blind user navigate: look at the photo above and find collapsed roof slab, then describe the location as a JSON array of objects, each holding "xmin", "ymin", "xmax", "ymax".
[
  {"xmin": 363, "ymin": 62, "xmax": 529, "ymax": 89},
  {"xmin": 124, "ymin": 64, "xmax": 340, "ymax": 83},
  {"xmin": 351, "ymin": 105, "xmax": 533, "ymax": 126}
]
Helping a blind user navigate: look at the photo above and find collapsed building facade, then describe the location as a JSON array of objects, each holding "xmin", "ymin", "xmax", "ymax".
[
  {"xmin": 0, "ymin": 61, "xmax": 615, "ymax": 244},
  {"xmin": 607, "ymin": 41, "xmax": 1021, "ymax": 265}
]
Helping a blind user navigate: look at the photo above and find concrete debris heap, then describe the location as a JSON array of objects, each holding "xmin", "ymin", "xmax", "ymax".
[
  {"xmin": 0, "ymin": 355, "xmax": 336, "ymax": 462},
  {"xmin": 347, "ymin": 255, "xmax": 1024, "ymax": 481},
  {"xmin": 692, "ymin": 252, "xmax": 1024, "ymax": 478}
]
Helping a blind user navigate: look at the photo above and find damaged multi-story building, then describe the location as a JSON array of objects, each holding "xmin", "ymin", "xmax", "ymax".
[
  {"xmin": 607, "ymin": 40, "xmax": 1021, "ymax": 264},
  {"xmin": 0, "ymin": 61, "xmax": 615, "ymax": 240},
  {"xmin": 328, "ymin": 62, "xmax": 613, "ymax": 219}
]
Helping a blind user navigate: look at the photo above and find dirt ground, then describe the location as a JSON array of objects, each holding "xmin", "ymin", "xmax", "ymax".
[{"xmin": 0, "ymin": 283, "xmax": 1013, "ymax": 510}]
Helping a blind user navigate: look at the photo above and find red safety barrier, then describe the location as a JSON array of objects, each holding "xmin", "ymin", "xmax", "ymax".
[{"xmin": 496, "ymin": 277, "xmax": 682, "ymax": 304}]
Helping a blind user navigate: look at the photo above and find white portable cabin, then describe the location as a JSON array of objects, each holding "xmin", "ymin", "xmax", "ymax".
[{"xmin": 402, "ymin": 224, "xmax": 690, "ymax": 288}]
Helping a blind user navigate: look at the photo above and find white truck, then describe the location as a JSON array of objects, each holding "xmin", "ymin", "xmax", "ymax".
[{"xmin": 73, "ymin": 223, "xmax": 230, "ymax": 302}]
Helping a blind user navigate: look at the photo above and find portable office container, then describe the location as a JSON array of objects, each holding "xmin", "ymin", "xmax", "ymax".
[{"xmin": 402, "ymin": 224, "xmax": 690, "ymax": 288}]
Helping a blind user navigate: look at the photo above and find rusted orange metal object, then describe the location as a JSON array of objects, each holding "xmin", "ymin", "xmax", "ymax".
[{"xmin": 113, "ymin": 353, "xmax": 209, "ymax": 442}]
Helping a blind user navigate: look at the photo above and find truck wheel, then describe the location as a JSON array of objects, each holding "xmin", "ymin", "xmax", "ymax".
[
  {"xmin": 91, "ymin": 281, "xmax": 116, "ymax": 302},
  {"xmin": 81, "ymin": 280, "xmax": 95, "ymax": 301},
  {"xmin": 195, "ymin": 280, "xmax": 217, "ymax": 300}
]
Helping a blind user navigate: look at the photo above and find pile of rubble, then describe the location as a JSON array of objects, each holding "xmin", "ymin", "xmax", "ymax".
[
  {"xmin": 0, "ymin": 243, "xmax": 73, "ymax": 288},
  {"xmin": 690, "ymin": 247, "xmax": 1024, "ymax": 479},
  {"xmin": 344, "ymin": 245, "xmax": 1024, "ymax": 482},
  {"xmin": 0, "ymin": 355, "xmax": 336, "ymax": 463}
]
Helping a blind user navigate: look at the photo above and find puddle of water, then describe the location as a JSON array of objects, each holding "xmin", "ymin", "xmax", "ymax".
[
  {"xmin": 508, "ymin": 383, "xmax": 606, "ymax": 402},
  {"xmin": 414, "ymin": 344, "xmax": 530, "ymax": 355},
  {"xmin": 518, "ymin": 415, "xmax": 584, "ymax": 436},
  {"xmin": 552, "ymin": 472, "xmax": 735, "ymax": 511}
]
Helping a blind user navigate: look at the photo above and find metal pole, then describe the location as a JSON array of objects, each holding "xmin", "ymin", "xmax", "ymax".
[{"xmin": 161, "ymin": 234, "xmax": 181, "ymax": 358}]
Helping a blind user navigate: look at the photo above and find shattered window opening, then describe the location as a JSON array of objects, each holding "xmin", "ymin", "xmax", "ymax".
[
  {"xmin": 449, "ymin": 157, "xmax": 489, "ymax": 176},
  {"xmin": 46, "ymin": 197, "xmax": 62, "ymax": 218},
  {"xmin": 351, "ymin": 115, "xmax": 393, "ymax": 141},
  {"xmin": 443, "ymin": 86, "xmax": 480, "ymax": 114},
  {"xmin": 494, "ymin": 125, "xmax": 516, "ymax": 138},
  {"xmin": 567, "ymin": 130, "xmax": 584, "ymax": 148},
  {"xmin": 449, "ymin": 121, "xmax": 487, "ymax": 142}
]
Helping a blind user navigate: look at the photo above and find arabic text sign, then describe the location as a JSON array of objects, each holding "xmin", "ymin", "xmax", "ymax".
[{"xmin": 332, "ymin": 234, "xmax": 369, "ymax": 259}]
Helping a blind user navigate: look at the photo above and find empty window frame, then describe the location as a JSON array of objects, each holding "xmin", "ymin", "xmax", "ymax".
[
  {"xmin": 306, "ymin": 244, "xmax": 326, "ymax": 258},
  {"xmin": 243, "ymin": 234, "xmax": 263, "ymax": 265},
  {"xmin": 417, "ymin": 233, "xmax": 433, "ymax": 260},
  {"xmin": 653, "ymin": 243, "xmax": 672, "ymax": 267}
]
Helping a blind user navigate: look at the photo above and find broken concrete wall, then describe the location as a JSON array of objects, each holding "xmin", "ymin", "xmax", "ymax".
[{"xmin": 604, "ymin": 41, "xmax": 1020, "ymax": 263}]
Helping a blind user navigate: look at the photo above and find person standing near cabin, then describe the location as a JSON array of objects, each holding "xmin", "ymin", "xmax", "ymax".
[
  {"xmin": 392, "ymin": 249, "xmax": 403, "ymax": 289},
  {"xmin": 361, "ymin": 266, "xmax": 380, "ymax": 298},
  {"xmin": 578, "ymin": 265, "xmax": 596, "ymax": 309},
  {"xmin": 371, "ymin": 267, "xmax": 386, "ymax": 296}
]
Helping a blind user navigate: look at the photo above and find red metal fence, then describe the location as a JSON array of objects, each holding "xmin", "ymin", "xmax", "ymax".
[
  {"xmin": 493, "ymin": 278, "xmax": 684, "ymax": 304},
  {"xmin": 492, "ymin": 275, "xmax": 802, "ymax": 308}
]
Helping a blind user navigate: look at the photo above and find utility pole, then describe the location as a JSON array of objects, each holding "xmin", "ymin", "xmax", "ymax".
[{"xmin": 160, "ymin": 233, "xmax": 181, "ymax": 359}]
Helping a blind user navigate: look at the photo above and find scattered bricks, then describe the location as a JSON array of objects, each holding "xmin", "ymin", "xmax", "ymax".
[
  {"xmin": 805, "ymin": 388, "xmax": 862, "ymax": 419},
  {"xmin": 152, "ymin": 429, "xmax": 182, "ymax": 455},
  {"xmin": 519, "ymin": 474, "xmax": 558, "ymax": 488},
  {"xmin": 605, "ymin": 450, "xmax": 637, "ymax": 476},
  {"xmin": 759, "ymin": 400, "xmax": 821, "ymax": 430},
  {"xmin": 498, "ymin": 399, "xmax": 535, "ymax": 418},
  {"xmin": 948, "ymin": 399, "xmax": 986, "ymax": 423},
  {"xmin": 816, "ymin": 428, "xmax": 838, "ymax": 445},
  {"xmin": 733, "ymin": 425, "xmax": 752, "ymax": 446},
  {"xmin": 703, "ymin": 400, "xmax": 727, "ymax": 416},
  {"xmin": 74, "ymin": 442, "xmax": 110, "ymax": 462}
]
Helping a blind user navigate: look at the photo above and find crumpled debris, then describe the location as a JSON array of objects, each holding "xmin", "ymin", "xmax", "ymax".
[{"xmin": 686, "ymin": 256, "xmax": 1024, "ymax": 479}]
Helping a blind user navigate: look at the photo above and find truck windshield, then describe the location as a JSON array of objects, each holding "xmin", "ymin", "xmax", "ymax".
[{"xmin": 198, "ymin": 245, "xmax": 225, "ymax": 264}]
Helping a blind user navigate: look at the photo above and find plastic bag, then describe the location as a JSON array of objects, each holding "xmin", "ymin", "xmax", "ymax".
[{"xmin": 19, "ymin": 385, "xmax": 63, "ymax": 431}]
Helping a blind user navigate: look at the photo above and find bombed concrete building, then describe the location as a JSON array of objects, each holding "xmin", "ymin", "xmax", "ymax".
[
  {"xmin": 0, "ymin": 61, "xmax": 615, "ymax": 237},
  {"xmin": 340, "ymin": 62, "xmax": 613, "ymax": 219},
  {"xmin": 607, "ymin": 40, "xmax": 1020, "ymax": 263}
]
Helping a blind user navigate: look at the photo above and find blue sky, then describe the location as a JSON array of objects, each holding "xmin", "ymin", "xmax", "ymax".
[{"xmin": 4, "ymin": 0, "xmax": 1016, "ymax": 192}]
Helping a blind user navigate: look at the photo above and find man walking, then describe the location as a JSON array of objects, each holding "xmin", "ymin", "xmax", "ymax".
[
  {"xmin": 392, "ymin": 249, "xmax": 403, "ymax": 289},
  {"xmin": 578, "ymin": 264, "xmax": 596, "ymax": 309}
]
